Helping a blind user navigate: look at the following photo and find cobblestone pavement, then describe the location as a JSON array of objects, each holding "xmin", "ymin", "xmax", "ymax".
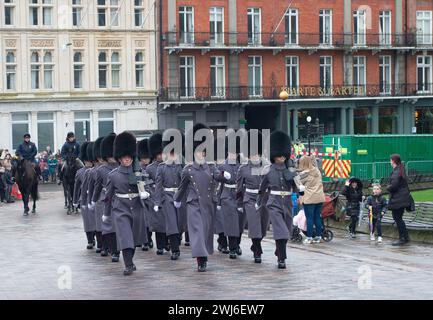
[{"xmin": 1, "ymin": 184, "xmax": 433, "ymax": 300}]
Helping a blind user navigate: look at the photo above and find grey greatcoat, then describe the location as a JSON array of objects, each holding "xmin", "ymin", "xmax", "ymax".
[
  {"xmin": 87, "ymin": 165, "xmax": 102, "ymax": 232},
  {"xmin": 218, "ymin": 161, "xmax": 244, "ymax": 238},
  {"xmin": 104, "ymin": 165, "xmax": 147, "ymax": 251},
  {"xmin": 146, "ymin": 160, "xmax": 166, "ymax": 233},
  {"xmin": 257, "ymin": 163, "xmax": 299, "ymax": 240},
  {"xmin": 92, "ymin": 162, "xmax": 118, "ymax": 235},
  {"xmin": 154, "ymin": 162, "xmax": 186, "ymax": 236},
  {"xmin": 174, "ymin": 162, "xmax": 223, "ymax": 258},
  {"xmin": 74, "ymin": 167, "xmax": 96, "ymax": 233},
  {"xmin": 237, "ymin": 162, "xmax": 270, "ymax": 239}
]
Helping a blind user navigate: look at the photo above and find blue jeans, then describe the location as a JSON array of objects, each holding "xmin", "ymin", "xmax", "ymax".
[{"xmin": 303, "ymin": 203, "xmax": 323, "ymax": 238}]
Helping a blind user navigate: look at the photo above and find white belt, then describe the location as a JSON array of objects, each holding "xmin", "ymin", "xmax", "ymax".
[
  {"xmin": 102, "ymin": 188, "xmax": 107, "ymax": 192},
  {"xmin": 270, "ymin": 190, "xmax": 292, "ymax": 196},
  {"xmin": 115, "ymin": 193, "xmax": 139, "ymax": 199},
  {"xmin": 164, "ymin": 187, "xmax": 178, "ymax": 192},
  {"xmin": 245, "ymin": 188, "xmax": 259, "ymax": 194},
  {"xmin": 224, "ymin": 184, "xmax": 236, "ymax": 189}
]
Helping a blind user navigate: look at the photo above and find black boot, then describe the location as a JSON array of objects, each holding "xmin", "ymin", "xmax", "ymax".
[
  {"xmin": 86, "ymin": 232, "xmax": 95, "ymax": 249},
  {"xmin": 229, "ymin": 251, "xmax": 237, "ymax": 259},
  {"xmin": 171, "ymin": 251, "xmax": 180, "ymax": 260},
  {"xmin": 278, "ymin": 260, "xmax": 286, "ymax": 269},
  {"xmin": 392, "ymin": 238, "xmax": 407, "ymax": 246},
  {"xmin": 197, "ymin": 257, "xmax": 207, "ymax": 272},
  {"xmin": 142, "ymin": 243, "xmax": 149, "ymax": 251},
  {"xmin": 156, "ymin": 249, "xmax": 164, "ymax": 255},
  {"xmin": 100, "ymin": 249, "xmax": 109, "ymax": 257},
  {"xmin": 111, "ymin": 253, "xmax": 120, "ymax": 263},
  {"xmin": 122, "ymin": 248, "xmax": 135, "ymax": 276}
]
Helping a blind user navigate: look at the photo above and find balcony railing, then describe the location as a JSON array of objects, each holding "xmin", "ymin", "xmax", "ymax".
[
  {"xmin": 163, "ymin": 32, "xmax": 430, "ymax": 48},
  {"xmin": 160, "ymin": 84, "xmax": 433, "ymax": 102}
]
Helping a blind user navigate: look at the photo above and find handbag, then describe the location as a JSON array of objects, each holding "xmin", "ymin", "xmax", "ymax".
[{"xmin": 406, "ymin": 194, "xmax": 415, "ymax": 212}]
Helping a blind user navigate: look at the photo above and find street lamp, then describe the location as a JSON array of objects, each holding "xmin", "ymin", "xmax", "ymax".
[
  {"xmin": 306, "ymin": 116, "xmax": 312, "ymax": 156},
  {"xmin": 279, "ymin": 89, "xmax": 289, "ymax": 134}
]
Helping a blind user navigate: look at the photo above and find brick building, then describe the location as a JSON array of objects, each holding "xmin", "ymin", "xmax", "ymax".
[{"xmin": 158, "ymin": 0, "xmax": 433, "ymax": 140}]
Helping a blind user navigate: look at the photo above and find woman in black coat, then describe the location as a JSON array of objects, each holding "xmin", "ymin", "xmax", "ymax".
[
  {"xmin": 341, "ymin": 177, "xmax": 363, "ymax": 238},
  {"xmin": 387, "ymin": 154, "xmax": 412, "ymax": 246}
]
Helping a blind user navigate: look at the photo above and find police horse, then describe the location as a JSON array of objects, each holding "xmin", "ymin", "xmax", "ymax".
[
  {"xmin": 14, "ymin": 159, "xmax": 39, "ymax": 215},
  {"xmin": 62, "ymin": 154, "xmax": 81, "ymax": 215}
]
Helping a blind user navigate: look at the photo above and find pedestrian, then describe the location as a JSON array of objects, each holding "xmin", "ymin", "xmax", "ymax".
[
  {"xmin": 256, "ymin": 130, "xmax": 304, "ymax": 269},
  {"xmin": 39, "ymin": 158, "xmax": 49, "ymax": 183},
  {"xmin": 73, "ymin": 142, "xmax": 96, "ymax": 249},
  {"xmin": 88, "ymin": 137, "xmax": 105, "ymax": 255},
  {"xmin": 341, "ymin": 177, "xmax": 363, "ymax": 238},
  {"xmin": 365, "ymin": 184, "xmax": 387, "ymax": 243},
  {"xmin": 0, "ymin": 164, "xmax": 5, "ymax": 203},
  {"xmin": 154, "ymin": 128, "xmax": 185, "ymax": 261},
  {"xmin": 137, "ymin": 138, "xmax": 153, "ymax": 251},
  {"xmin": 173, "ymin": 123, "xmax": 231, "ymax": 272},
  {"xmin": 147, "ymin": 133, "xmax": 169, "ymax": 255},
  {"xmin": 236, "ymin": 130, "xmax": 269, "ymax": 263},
  {"xmin": 298, "ymin": 155, "xmax": 326, "ymax": 244},
  {"xmin": 48, "ymin": 155, "xmax": 58, "ymax": 182},
  {"xmin": 388, "ymin": 154, "xmax": 413, "ymax": 246},
  {"xmin": 103, "ymin": 131, "xmax": 150, "ymax": 275},
  {"xmin": 94, "ymin": 133, "xmax": 120, "ymax": 262}
]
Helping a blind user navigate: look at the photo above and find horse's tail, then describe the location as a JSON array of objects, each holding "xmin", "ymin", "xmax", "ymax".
[{"xmin": 31, "ymin": 183, "xmax": 39, "ymax": 201}]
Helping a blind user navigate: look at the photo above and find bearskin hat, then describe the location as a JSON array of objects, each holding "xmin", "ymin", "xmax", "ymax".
[
  {"xmin": 93, "ymin": 137, "xmax": 104, "ymax": 160},
  {"xmin": 149, "ymin": 132, "xmax": 163, "ymax": 159},
  {"xmin": 241, "ymin": 130, "xmax": 263, "ymax": 158},
  {"xmin": 137, "ymin": 138, "xmax": 150, "ymax": 160},
  {"xmin": 80, "ymin": 141, "xmax": 89, "ymax": 162},
  {"xmin": 113, "ymin": 131, "xmax": 137, "ymax": 160},
  {"xmin": 101, "ymin": 133, "xmax": 116, "ymax": 161},
  {"xmin": 86, "ymin": 142, "xmax": 95, "ymax": 162},
  {"xmin": 270, "ymin": 130, "xmax": 291, "ymax": 161}
]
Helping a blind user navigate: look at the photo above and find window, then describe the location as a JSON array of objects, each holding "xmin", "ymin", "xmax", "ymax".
[
  {"xmin": 417, "ymin": 11, "xmax": 432, "ymax": 45},
  {"xmin": 319, "ymin": 9, "xmax": 332, "ymax": 45},
  {"xmin": 209, "ymin": 7, "xmax": 224, "ymax": 46},
  {"xmin": 98, "ymin": 50, "xmax": 121, "ymax": 89},
  {"xmin": 5, "ymin": 51, "xmax": 16, "ymax": 90},
  {"xmin": 285, "ymin": 56, "xmax": 299, "ymax": 94},
  {"xmin": 179, "ymin": 6, "xmax": 194, "ymax": 44},
  {"xmin": 417, "ymin": 55, "xmax": 432, "ymax": 93},
  {"xmin": 379, "ymin": 11, "xmax": 392, "ymax": 46},
  {"xmin": 73, "ymin": 51, "xmax": 84, "ymax": 89},
  {"xmin": 379, "ymin": 56, "xmax": 391, "ymax": 95},
  {"xmin": 285, "ymin": 9, "xmax": 298, "ymax": 45},
  {"xmin": 11, "ymin": 113, "xmax": 29, "ymax": 150},
  {"xmin": 29, "ymin": 0, "xmax": 53, "ymax": 26},
  {"xmin": 98, "ymin": 111, "xmax": 114, "ymax": 136},
  {"xmin": 353, "ymin": 56, "xmax": 366, "ymax": 95},
  {"xmin": 37, "ymin": 112, "xmax": 54, "ymax": 152},
  {"xmin": 72, "ymin": 0, "xmax": 83, "ymax": 26},
  {"xmin": 179, "ymin": 56, "xmax": 195, "ymax": 98},
  {"xmin": 74, "ymin": 111, "xmax": 91, "ymax": 143},
  {"xmin": 319, "ymin": 56, "xmax": 332, "ymax": 94},
  {"xmin": 134, "ymin": 0, "xmax": 145, "ymax": 27},
  {"xmin": 31, "ymin": 50, "xmax": 53, "ymax": 90},
  {"xmin": 353, "ymin": 10, "xmax": 366, "ymax": 46},
  {"xmin": 247, "ymin": 8, "xmax": 261, "ymax": 45},
  {"xmin": 248, "ymin": 56, "xmax": 262, "ymax": 97},
  {"xmin": 210, "ymin": 56, "xmax": 225, "ymax": 98},
  {"xmin": 135, "ymin": 51, "xmax": 145, "ymax": 88},
  {"xmin": 4, "ymin": 0, "xmax": 15, "ymax": 25},
  {"xmin": 97, "ymin": 0, "xmax": 120, "ymax": 27}
]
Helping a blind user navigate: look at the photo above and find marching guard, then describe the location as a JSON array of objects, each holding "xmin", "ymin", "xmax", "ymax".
[
  {"xmin": 173, "ymin": 123, "xmax": 231, "ymax": 272},
  {"xmin": 103, "ymin": 131, "xmax": 150, "ymax": 275},
  {"xmin": 73, "ymin": 142, "xmax": 96, "ymax": 249},
  {"xmin": 91, "ymin": 133, "xmax": 120, "ymax": 261},
  {"xmin": 236, "ymin": 130, "xmax": 270, "ymax": 263},
  {"xmin": 154, "ymin": 129, "xmax": 186, "ymax": 260},
  {"xmin": 147, "ymin": 133, "xmax": 169, "ymax": 255},
  {"xmin": 256, "ymin": 131, "xmax": 304, "ymax": 269}
]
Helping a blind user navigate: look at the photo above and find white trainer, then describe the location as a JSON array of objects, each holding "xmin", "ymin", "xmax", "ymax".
[
  {"xmin": 377, "ymin": 236, "xmax": 383, "ymax": 243},
  {"xmin": 370, "ymin": 234, "xmax": 375, "ymax": 241},
  {"xmin": 303, "ymin": 238, "xmax": 313, "ymax": 245}
]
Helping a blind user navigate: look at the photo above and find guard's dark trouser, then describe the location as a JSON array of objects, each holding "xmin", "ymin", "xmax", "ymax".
[
  {"xmin": 349, "ymin": 215, "xmax": 358, "ymax": 233},
  {"xmin": 251, "ymin": 238, "xmax": 263, "ymax": 257},
  {"xmin": 392, "ymin": 208, "xmax": 409, "ymax": 240},
  {"xmin": 185, "ymin": 232, "xmax": 190, "ymax": 243},
  {"xmin": 102, "ymin": 234, "xmax": 109, "ymax": 251},
  {"xmin": 275, "ymin": 239, "xmax": 288, "ymax": 261},
  {"xmin": 86, "ymin": 231, "xmax": 95, "ymax": 244},
  {"xmin": 196, "ymin": 256, "xmax": 208, "ymax": 266},
  {"xmin": 122, "ymin": 248, "xmax": 135, "ymax": 268},
  {"xmin": 217, "ymin": 233, "xmax": 228, "ymax": 248},
  {"xmin": 155, "ymin": 232, "xmax": 167, "ymax": 250},
  {"xmin": 95, "ymin": 231, "xmax": 102, "ymax": 249},
  {"xmin": 168, "ymin": 234, "xmax": 180, "ymax": 253},
  {"xmin": 147, "ymin": 228, "xmax": 153, "ymax": 244},
  {"xmin": 108, "ymin": 233, "xmax": 119, "ymax": 254},
  {"xmin": 228, "ymin": 236, "xmax": 239, "ymax": 252}
]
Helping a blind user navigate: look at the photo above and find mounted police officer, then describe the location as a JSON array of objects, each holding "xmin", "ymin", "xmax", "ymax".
[
  {"xmin": 103, "ymin": 131, "xmax": 150, "ymax": 276},
  {"xmin": 16, "ymin": 133, "xmax": 40, "ymax": 177},
  {"xmin": 58, "ymin": 132, "xmax": 81, "ymax": 184}
]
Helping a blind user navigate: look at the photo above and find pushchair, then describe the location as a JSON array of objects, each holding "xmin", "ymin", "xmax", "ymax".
[{"xmin": 291, "ymin": 191, "xmax": 339, "ymax": 243}]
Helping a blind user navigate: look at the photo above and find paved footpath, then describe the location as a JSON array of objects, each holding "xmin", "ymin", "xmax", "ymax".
[{"xmin": 1, "ymin": 184, "xmax": 433, "ymax": 300}]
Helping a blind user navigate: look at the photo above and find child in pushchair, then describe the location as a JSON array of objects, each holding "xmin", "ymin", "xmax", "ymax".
[{"xmin": 291, "ymin": 191, "xmax": 338, "ymax": 243}]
